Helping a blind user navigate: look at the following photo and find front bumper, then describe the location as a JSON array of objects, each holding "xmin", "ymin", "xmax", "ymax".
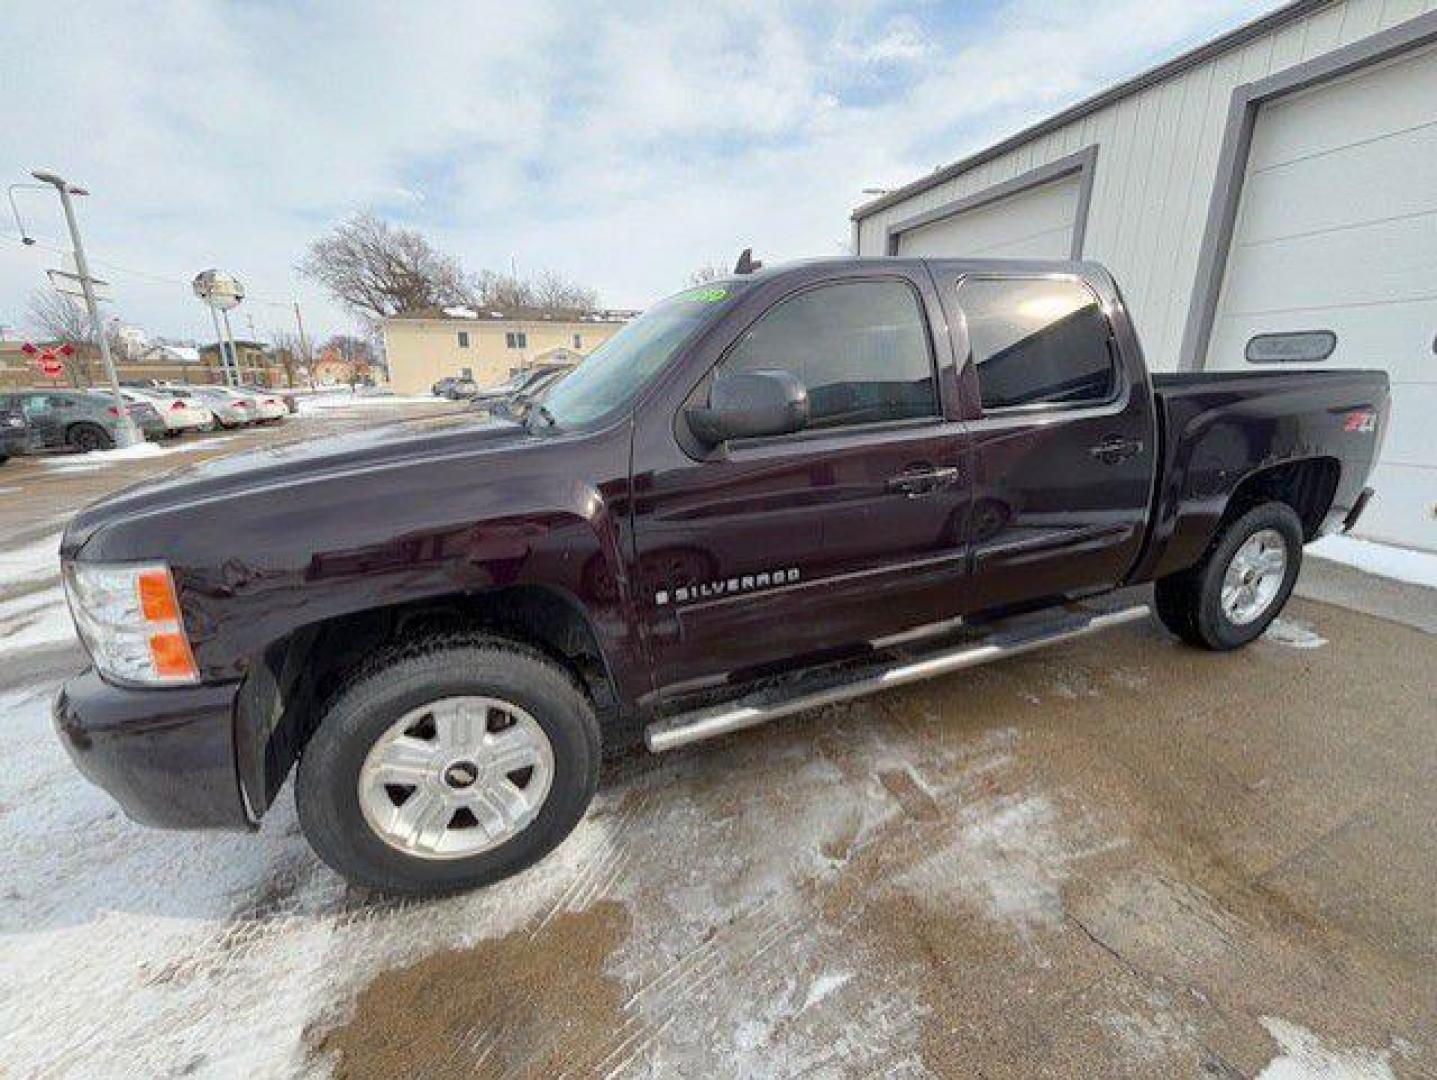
[{"xmin": 53, "ymin": 669, "xmax": 254, "ymax": 830}]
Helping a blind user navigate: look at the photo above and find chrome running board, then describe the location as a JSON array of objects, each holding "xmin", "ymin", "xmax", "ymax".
[{"xmin": 645, "ymin": 604, "xmax": 1150, "ymax": 753}]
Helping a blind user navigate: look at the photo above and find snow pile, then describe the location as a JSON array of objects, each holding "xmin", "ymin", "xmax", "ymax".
[
  {"xmin": 1256, "ymin": 1017, "xmax": 1395, "ymax": 1080},
  {"xmin": 1262, "ymin": 618, "xmax": 1328, "ymax": 650},
  {"xmin": 39, "ymin": 441, "xmax": 170, "ymax": 472},
  {"xmin": 1308, "ymin": 535, "xmax": 1437, "ymax": 588}
]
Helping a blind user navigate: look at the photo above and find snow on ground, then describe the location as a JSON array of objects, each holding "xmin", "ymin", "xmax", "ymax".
[
  {"xmin": 297, "ymin": 392, "xmax": 449, "ymax": 414},
  {"xmin": 0, "ymin": 586, "xmax": 73, "ymax": 651},
  {"xmin": 0, "ymin": 680, "xmax": 587, "ymax": 1079},
  {"xmin": 1308, "ymin": 535, "xmax": 1437, "ymax": 588},
  {"xmin": 36, "ymin": 441, "xmax": 171, "ymax": 472},
  {"xmin": 0, "ymin": 531, "xmax": 62, "ymax": 589},
  {"xmin": 1256, "ymin": 1017, "xmax": 1397, "ymax": 1079},
  {"xmin": 1263, "ymin": 617, "xmax": 1328, "ymax": 649}
]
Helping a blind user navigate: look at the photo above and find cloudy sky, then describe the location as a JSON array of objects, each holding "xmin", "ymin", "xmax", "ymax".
[{"xmin": 0, "ymin": 0, "xmax": 1277, "ymax": 345}]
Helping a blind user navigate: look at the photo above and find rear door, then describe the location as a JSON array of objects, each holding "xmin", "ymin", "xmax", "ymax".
[
  {"xmin": 633, "ymin": 272, "xmax": 971, "ymax": 696},
  {"xmin": 942, "ymin": 273, "xmax": 1155, "ymax": 612}
]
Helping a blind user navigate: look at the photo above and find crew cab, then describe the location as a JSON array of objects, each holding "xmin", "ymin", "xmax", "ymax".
[{"xmin": 52, "ymin": 258, "xmax": 1389, "ymax": 894}]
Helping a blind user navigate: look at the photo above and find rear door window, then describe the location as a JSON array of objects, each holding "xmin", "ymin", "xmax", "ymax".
[
  {"xmin": 957, "ymin": 277, "xmax": 1118, "ymax": 410},
  {"xmin": 719, "ymin": 279, "xmax": 937, "ymax": 430}
]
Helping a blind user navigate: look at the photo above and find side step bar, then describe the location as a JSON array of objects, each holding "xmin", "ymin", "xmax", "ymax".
[{"xmin": 645, "ymin": 604, "xmax": 1150, "ymax": 753}]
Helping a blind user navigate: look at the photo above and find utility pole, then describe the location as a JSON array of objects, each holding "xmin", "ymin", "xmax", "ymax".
[
  {"xmin": 293, "ymin": 300, "xmax": 311, "ymax": 388},
  {"xmin": 220, "ymin": 307, "xmax": 242, "ymax": 387},
  {"xmin": 31, "ymin": 170, "xmax": 139, "ymax": 447}
]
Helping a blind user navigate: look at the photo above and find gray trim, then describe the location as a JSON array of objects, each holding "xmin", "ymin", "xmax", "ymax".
[
  {"xmin": 884, "ymin": 145, "xmax": 1099, "ymax": 258},
  {"xmin": 1179, "ymin": 9, "xmax": 1437, "ymax": 372},
  {"xmin": 852, "ymin": 0, "xmax": 1337, "ymax": 222}
]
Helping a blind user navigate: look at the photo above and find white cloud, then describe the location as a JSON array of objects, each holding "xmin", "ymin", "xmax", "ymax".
[{"xmin": 0, "ymin": 0, "xmax": 1278, "ymax": 342}]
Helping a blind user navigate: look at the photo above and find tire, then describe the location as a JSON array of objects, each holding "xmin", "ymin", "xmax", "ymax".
[
  {"xmin": 296, "ymin": 634, "xmax": 601, "ymax": 895},
  {"xmin": 67, "ymin": 423, "xmax": 113, "ymax": 453},
  {"xmin": 1154, "ymin": 501, "xmax": 1303, "ymax": 651}
]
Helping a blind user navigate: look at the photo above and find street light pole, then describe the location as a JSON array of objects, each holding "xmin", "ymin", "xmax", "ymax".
[{"xmin": 31, "ymin": 170, "xmax": 139, "ymax": 447}]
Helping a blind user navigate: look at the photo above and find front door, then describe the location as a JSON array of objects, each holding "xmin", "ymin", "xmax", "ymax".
[
  {"xmin": 944, "ymin": 273, "xmax": 1155, "ymax": 612},
  {"xmin": 632, "ymin": 275, "xmax": 970, "ymax": 698},
  {"xmin": 20, "ymin": 394, "xmax": 64, "ymax": 449}
]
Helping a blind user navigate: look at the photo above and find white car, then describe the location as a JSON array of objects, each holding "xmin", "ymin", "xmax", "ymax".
[
  {"xmin": 238, "ymin": 387, "xmax": 289, "ymax": 423},
  {"xmin": 122, "ymin": 388, "xmax": 214, "ymax": 435},
  {"xmin": 182, "ymin": 386, "xmax": 257, "ymax": 429}
]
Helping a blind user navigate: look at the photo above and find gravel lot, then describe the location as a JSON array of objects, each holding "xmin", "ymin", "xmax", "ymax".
[{"xmin": 1, "ymin": 401, "xmax": 1433, "ymax": 1079}]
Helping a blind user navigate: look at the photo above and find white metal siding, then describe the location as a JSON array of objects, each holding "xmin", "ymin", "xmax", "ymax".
[
  {"xmin": 894, "ymin": 174, "xmax": 1081, "ymax": 258},
  {"xmin": 855, "ymin": 0, "xmax": 1437, "ymax": 372},
  {"xmin": 1207, "ymin": 43, "xmax": 1437, "ymax": 549}
]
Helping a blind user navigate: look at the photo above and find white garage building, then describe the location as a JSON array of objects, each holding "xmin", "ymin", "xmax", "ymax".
[{"xmin": 853, "ymin": 0, "xmax": 1437, "ymax": 551}]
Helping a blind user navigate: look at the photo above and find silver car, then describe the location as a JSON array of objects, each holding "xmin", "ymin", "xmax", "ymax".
[{"xmin": 180, "ymin": 386, "xmax": 259, "ymax": 429}]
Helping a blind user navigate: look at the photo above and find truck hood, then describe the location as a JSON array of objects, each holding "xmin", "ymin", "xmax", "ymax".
[{"xmin": 63, "ymin": 411, "xmax": 534, "ymax": 556}]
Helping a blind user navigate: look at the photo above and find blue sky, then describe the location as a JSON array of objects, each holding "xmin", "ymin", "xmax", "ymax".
[{"xmin": 0, "ymin": 0, "xmax": 1278, "ymax": 344}]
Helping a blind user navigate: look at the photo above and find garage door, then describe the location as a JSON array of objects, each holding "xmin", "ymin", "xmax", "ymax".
[
  {"xmin": 1207, "ymin": 42, "xmax": 1437, "ymax": 551},
  {"xmin": 894, "ymin": 172, "xmax": 1081, "ymax": 259}
]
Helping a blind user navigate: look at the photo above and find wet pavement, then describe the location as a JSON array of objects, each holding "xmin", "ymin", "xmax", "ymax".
[{"xmin": 0, "ymin": 402, "xmax": 1433, "ymax": 1078}]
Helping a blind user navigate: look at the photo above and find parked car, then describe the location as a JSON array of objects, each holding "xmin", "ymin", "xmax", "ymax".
[
  {"xmin": 114, "ymin": 388, "xmax": 214, "ymax": 436},
  {"xmin": 443, "ymin": 376, "xmax": 479, "ymax": 400},
  {"xmin": 83, "ymin": 390, "xmax": 168, "ymax": 442},
  {"xmin": 0, "ymin": 397, "xmax": 29, "ymax": 464},
  {"xmin": 175, "ymin": 386, "xmax": 257, "ymax": 429},
  {"xmin": 52, "ymin": 258, "xmax": 1388, "ymax": 896},
  {"xmin": 432, "ymin": 377, "xmax": 460, "ymax": 397},
  {"xmin": 472, "ymin": 363, "xmax": 574, "ymax": 415},
  {"xmin": 2, "ymin": 389, "xmax": 161, "ymax": 451},
  {"xmin": 232, "ymin": 386, "xmax": 288, "ymax": 423}
]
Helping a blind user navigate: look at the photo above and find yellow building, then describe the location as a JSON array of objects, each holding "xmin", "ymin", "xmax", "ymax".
[{"xmin": 382, "ymin": 307, "xmax": 634, "ymax": 395}]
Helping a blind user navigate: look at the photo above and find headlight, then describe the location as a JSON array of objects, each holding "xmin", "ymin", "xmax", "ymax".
[{"xmin": 63, "ymin": 562, "xmax": 199, "ymax": 685}]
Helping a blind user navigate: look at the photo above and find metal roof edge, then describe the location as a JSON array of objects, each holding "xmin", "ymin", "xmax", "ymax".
[{"xmin": 851, "ymin": 0, "xmax": 1335, "ymax": 221}]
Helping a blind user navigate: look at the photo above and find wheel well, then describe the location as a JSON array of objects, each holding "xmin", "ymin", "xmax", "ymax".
[
  {"xmin": 1224, "ymin": 457, "xmax": 1340, "ymax": 541},
  {"xmin": 237, "ymin": 586, "xmax": 622, "ymax": 815}
]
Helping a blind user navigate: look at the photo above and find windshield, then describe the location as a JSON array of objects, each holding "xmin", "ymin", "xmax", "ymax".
[{"xmin": 539, "ymin": 282, "xmax": 746, "ymax": 429}]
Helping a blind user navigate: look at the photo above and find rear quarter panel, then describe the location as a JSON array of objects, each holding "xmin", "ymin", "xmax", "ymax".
[{"xmin": 1138, "ymin": 370, "xmax": 1389, "ymax": 579}]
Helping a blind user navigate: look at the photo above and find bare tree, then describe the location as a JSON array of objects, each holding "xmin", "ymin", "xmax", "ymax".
[
  {"xmin": 530, "ymin": 269, "xmax": 598, "ymax": 313},
  {"xmin": 299, "ymin": 212, "xmax": 470, "ymax": 324},
  {"xmin": 269, "ymin": 330, "xmax": 306, "ymax": 388},
  {"xmin": 24, "ymin": 289, "xmax": 116, "ymax": 386}
]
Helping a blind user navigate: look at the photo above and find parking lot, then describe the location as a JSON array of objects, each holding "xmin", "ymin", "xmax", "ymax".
[{"xmin": 1, "ymin": 399, "xmax": 1434, "ymax": 1079}]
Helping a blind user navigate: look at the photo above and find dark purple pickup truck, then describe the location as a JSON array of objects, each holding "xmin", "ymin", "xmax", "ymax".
[{"xmin": 53, "ymin": 258, "xmax": 1388, "ymax": 894}]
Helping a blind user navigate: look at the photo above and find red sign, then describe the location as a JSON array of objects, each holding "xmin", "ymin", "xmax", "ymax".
[{"xmin": 37, "ymin": 350, "xmax": 64, "ymax": 378}]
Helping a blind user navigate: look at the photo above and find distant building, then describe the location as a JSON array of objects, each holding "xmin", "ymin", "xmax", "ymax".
[{"xmin": 382, "ymin": 307, "xmax": 634, "ymax": 396}]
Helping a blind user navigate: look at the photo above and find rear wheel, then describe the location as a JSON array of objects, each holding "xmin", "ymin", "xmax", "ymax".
[
  {"xmin": 296, "ymin": 634, "xmax": 601, "ymax": 895},
  {"xmin": 67, "ymin": 423, "xmax": 113, "ymax": 453},
  {"xmin": 1154, "ymin": 502, "xmax": 1303, "ymax": 651}
]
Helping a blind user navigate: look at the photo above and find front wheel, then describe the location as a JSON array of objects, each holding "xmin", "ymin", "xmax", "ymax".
[
  {"xmin": 67, "ymin": 423, "xmax": 113, "ymax": 453},
  {"xmin": 1154, "ymin": 502, "xmax": 1304, "ymax": 651},
  {"xmin": 295, "ymin": 634, "xmax": 601, "ymax": 895}
]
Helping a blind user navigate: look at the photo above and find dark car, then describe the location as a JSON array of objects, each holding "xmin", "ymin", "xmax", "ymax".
[
  {"xmin": 432, "ymin": 377, "xmax": 460, "ymax": 397},
  {"xmin": 52, "ymin": 258, "xmax": 1388, "ymax": 896},
  {"xmin": 0, "ymin": 397, "xmax": 30, "ymax": 463},
  {"xmin": 473, "ymin": 363, "xmax": 574, "ymax": 416},
  {"xmin": 5, "ymin": 388, "xmax": 162, "ymax": 452},
  {"xmin": 85, "ymin": 390, "xmax": 167, "ymax": 441}
]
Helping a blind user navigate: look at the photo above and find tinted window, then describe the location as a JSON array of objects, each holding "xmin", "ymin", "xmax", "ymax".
[
  {"xmin": 958, "ymin": 278, "xmax": 1116, "ymax": 410},
  {"xmin": 720, "ymin": 280, "xmax": 936, "ymax": 430}
]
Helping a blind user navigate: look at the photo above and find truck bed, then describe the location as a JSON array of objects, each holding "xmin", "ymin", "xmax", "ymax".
[{"xmin": 1140, "ymin": 366, "xmax": 1389, "ymax": 579}]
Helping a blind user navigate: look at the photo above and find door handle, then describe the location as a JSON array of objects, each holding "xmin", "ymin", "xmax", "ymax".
[
  {"xmin": 886, "ymin": 466, "xmax": 959, "ymax": 497},
  {"xmin": 1088, "ymin": 436, "xmax": 1143, "ymax": 463}
]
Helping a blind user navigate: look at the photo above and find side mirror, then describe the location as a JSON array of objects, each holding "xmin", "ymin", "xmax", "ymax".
[{"xmin": 686, "ymin": 369, "xmax": 809, "ymax": 446}]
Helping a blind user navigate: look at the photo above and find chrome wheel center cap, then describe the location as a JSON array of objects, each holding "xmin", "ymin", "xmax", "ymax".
[{"xmin": 443, "ymin": 761, "xmax": 479, "ymax": 789}]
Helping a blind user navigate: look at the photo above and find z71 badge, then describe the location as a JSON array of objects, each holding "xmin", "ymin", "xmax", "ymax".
[{"xmin": 656, "ymin": 567, "xmax": 801, "ymax": 606}]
